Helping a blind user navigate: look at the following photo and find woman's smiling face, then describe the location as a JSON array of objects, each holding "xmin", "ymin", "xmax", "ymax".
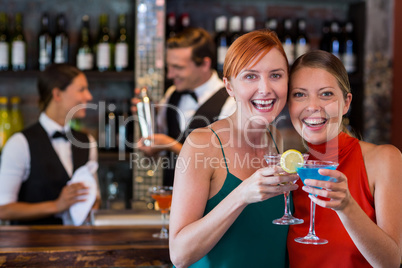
[
  {"xmin": 288, "ymin": 67, "xmax": 352, "ymax": 145},
  {"xmin": 224, "ymin": 48, "xmax": 288, "ymax": 128}
]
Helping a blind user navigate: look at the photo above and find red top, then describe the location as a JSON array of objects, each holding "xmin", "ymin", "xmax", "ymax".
[{"xmin": 287, "ymin": 132, "xmax": 375, "ymax": 268}]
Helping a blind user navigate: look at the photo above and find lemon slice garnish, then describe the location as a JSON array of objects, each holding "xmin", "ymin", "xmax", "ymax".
[{"xmin": 280, "ymin": 149, "xmax": 304, "ymax": 173}]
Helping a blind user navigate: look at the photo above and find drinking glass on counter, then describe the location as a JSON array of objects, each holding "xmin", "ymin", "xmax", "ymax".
[
  {"xmin": 149, "ymin": 186, "xmax": 173, "ymax": 239},
  {"xmin": 294, "ymin": 160, "xmax": 338, "ymax": 245}
]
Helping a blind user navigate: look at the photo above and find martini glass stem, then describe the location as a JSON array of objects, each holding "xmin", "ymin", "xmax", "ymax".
[
  {"xmin": 159, "ymin": 210, "xmax": 169, "ymax": 238},
  {"xmin": 283, "ymin": 191, "xmax": 291, "ymax": 216},
  {"xmin": 308, "ymin": 197, "xmax": 317, "ymax": 237}
]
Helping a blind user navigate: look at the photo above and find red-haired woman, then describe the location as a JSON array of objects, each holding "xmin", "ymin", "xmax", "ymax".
[{"xmin": 169, "ymin": 29, "xmax": 296, "ymax": 268}]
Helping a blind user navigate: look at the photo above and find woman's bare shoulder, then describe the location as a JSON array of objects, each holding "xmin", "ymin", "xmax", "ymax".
[
  {"xmin": 360, "ymin": 141, "xmax": 401, "ymax": 162},
  {"xmin": 184, "ymin": 120, "xmax": 230, "ymax": 148},
  {"xmin": 359, "ymin": 141, "xmax": 402, "ymax": 178}
]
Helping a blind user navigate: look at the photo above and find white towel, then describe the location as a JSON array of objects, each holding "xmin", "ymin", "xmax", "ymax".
[{"xmin": 61, "ymin": 161, "xmax": 98, "ymax": 226}]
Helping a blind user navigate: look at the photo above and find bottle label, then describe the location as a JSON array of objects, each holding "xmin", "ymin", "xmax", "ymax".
[
  {"xmin": 0, "ymin": 42, "xmax": 9, "ymax": 67},
  {"xmin": 217, "ymin": 46, "xmax": 228, "ymax": 65},
  {"xmin": 97, "ymin": 43, "xmax": 111, "ymax": 69},
  {"xmin": 11, "ymin": 41, "xmax": 25, "ymax": 65},
  {"xmin": 77, "ymin": 53, "xmax": 94, "ymax": 70},
  {"xmin": 54, "ymin": 36, "xmax": 68, "ymax": 63},
  {"xmin": 342, "ymin": 53, "xmax": 356, "ymax": 73},
  {"xmin": 283, "ymin": 43, "xmax": 295, "ymax": 65},
  {"xmin": 295, "ymin": 43, "xmax": 310, "ymax": 59},
  {"xmin": 39, "ymin": 48, "xmax": 51, "ymax": 65},
  {"xmin": 115, "ymin": 43, "xmax": 128, "ymax": 69},
  {"xmin": 54, "ymin": 48, "xmax": 65, "ymax": 63}
]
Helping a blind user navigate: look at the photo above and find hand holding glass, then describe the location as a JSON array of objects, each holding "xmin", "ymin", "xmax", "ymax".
[
  {"xmin": 294, "ymin": 160, "xmax": 338, "ymax": 245},
  {"xmin": 149, "ymin": 186, "xmax": 173, "ymax": 239},
  {"xmin": 264, "ymin": 153, "xmax": 307, "ymax": 225}
]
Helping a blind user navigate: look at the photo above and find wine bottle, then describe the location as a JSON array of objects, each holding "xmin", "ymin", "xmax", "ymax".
[
  {"xmin": 243, "ymin": 16, "xmax": 255, "ymax": 33},
  {"xmin": 38, "ymin": 12, "xmax": 53, "ymax": 71},
  {"xmin": 104, "ymin": 99, "xmax": 117, "ymax": 150},
  {"xmin": 0, "ymin": 12, "xmax": 9, "ymax": 71},
  {"xmin": 54, "ymin": 13, "xmax": 69, "ymax": 64},
  {"xmin": 179, "ymin": 13, "xmax": 190, "ymax": 32},
  {"xmin": 96, "ymin": 14, "xmax": 112, "ymax": 72},
  {"xmin": 76, "ymin": 15, "xmax": 93, "ymax": 71},
  {"xmin": 9, "ymin": 96, "xmax": 24, "ymax": 135},
  {"xmin": 265, "ymin": 18, "xmax": 278, "ymax": 32},
  {"xmin": 166, "ymin": 12, "xmax": 177, "ymax": 39},
  {"xmin": 329, "ymin": 21, "xmax": 341, "ymax": 59},
  {"xmin": 320, "ymin": 21, "xmax": 331, "ymax": 52},
  {"xmin": 0, "ymin": 97, "xmax": 11, "ymax": 152},
  {"xmin": 295, "ymin": 19, "xmax": 309, "ymax": 59},
  {"xmin": 229, "ymin": 16, "xmax": 241, "ymax": 45},
  {"xmin": 115, "ymin": 14, "xmax": 128, "ymax": 72},
  {"xmin": 11, "ymin": 13, "xmax": 26, "ymax": 71},
  {"xmin": 341, "ymin": 21, "xmax": 356, "ymax": 74},
  {"xmin": 214, "ymin": 16, "xmax": 228, "ymax": 75},
  {"xmin": 281, "ymin": 18, "xmax": 295, "ymax": 65},
  {"xmin": 265, "ymin": 17, "xmax": 281, "ymax": 39}
]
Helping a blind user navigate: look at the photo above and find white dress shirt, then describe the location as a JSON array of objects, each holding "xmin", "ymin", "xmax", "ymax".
[
  {"xmin": 157, "ymin": 70, "xmax": 236, "ymax": 134},
  {"xmin": 0, "ymin": 113, "xmax": 98, "ymax": 205}
]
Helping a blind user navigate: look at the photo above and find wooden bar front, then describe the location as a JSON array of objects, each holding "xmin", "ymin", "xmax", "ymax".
[{"xmin": 0, "ymin": 225, "xmax": 170, "ymax": 267}]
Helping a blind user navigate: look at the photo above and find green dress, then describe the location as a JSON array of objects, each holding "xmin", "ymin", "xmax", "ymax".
[{"xmin": 188, "ymin": 129, "xmax": 288, "ymax": 268}]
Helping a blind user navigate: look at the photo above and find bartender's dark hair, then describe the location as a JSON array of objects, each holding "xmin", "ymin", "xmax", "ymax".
[
  {"xmin": 37, "ymin": 63, "xmax": 82, "ymax": 111},
  {"xmin": 166, "ymin": 27, "xmax": 216, "ymax": 67}
]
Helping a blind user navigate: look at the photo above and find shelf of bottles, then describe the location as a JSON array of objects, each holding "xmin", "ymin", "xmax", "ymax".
[
  {"xmin": 211, "ymin": 15, "xmax": 358, "ymax": 77},
  {"xmin": 0, "ymin": 11, "xmax": 132, "ymax": 75},
  {"xmin": 0, "ymin": 4, "xmax": 136, "ymax": 209}
]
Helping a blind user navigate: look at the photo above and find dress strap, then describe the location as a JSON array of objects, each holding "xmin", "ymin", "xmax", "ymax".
[{"xmin": 208, "ymin": 127, "xmax": 229, "ymax": 172}]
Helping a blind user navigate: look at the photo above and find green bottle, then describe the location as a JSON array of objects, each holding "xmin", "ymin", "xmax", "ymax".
[
  {"xmin": 0, "ymin": 12, "xmax": 9, "ymax": 71},
  {"xmin": 114, "ymin": 14, "xmax": 128, "ymax": 72},
  {"xmin": 9, "ymin": 96, "xmax": 24, "ymax": 135},
  {"xmin": 96, "ymin": 14, "xmax": 112, "ymax": 71},
  {"xmin": 54, "ymin": 13, "xmax": 69, "ymax": 64},
  {"xmin": 76, "ymin": 15, "xmax": 93, "ymax": 71},
  {"xmin": 0, "ymin": 97, "xmax": 11, "ymax": 152},
  {"xmin": 38, "ymin": 12, "xmax": 53, "ymax": 71},
  {"xmin": 11, "ymin": 13, "xmax": 26, "ymax": 71}
]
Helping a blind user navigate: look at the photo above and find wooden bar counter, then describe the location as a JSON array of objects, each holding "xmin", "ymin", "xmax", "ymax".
[{"xmin": 0, "ymin": 225, "xmax": 171, "ymax": 267}]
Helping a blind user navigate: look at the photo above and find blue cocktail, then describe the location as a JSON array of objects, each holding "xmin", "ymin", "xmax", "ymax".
[
  {"xmin": 295, "ymin": 160, "xmax": 338, "ymax": 245},
  {"xmin": 297, "ymin": 162, "xmax": 338, "ymax": 184}
]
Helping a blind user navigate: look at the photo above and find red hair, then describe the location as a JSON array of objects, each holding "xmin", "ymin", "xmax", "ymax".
[{"xmin": 223, "ymin": 29, "xmax": 288, "ymax": 79}]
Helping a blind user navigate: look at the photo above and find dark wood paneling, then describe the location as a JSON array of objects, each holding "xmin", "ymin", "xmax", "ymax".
[{"xmin": 391, "ymin": 0, "xmax": 402, "ymax": 150}]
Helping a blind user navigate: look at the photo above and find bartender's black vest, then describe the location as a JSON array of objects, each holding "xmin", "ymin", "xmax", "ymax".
[
  {"xmin": 12, "ymin": 122, "xmax": 89, "ymax": 225},
  {"xmin": 165, "ymin": 87, "xmax": 229, "ymax": 186}
]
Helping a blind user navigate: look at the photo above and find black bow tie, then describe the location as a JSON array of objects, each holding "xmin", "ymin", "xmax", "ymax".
[
  {"xmin": 52, "ymin": 131, "xmax": 68, "ymax": 140},
  {"xmin": 177, "ymin": 90, "xmax": 197, "ymax": 102}
]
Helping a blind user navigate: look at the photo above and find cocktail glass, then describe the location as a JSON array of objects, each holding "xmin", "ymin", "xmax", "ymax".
[
  {"xmin": 149, "ymin": 186, "xmax": 173, "ymax": 239},
  {"xmin": 294, "ymin": 160, "xmax": 338, "ymax": 245},
  {"xmin": 264, "ymin": 153, "xmax": 308, "ymax": 225}
]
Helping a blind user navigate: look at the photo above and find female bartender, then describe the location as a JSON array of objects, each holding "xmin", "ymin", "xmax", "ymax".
[{"xmin": 0, "ymin": 63, "xmax": 99, "ymax": 225}]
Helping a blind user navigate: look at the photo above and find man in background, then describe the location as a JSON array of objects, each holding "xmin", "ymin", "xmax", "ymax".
[{"xmin": 133, "ymin": 27, "xmax": 236, "ymax": 186}]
